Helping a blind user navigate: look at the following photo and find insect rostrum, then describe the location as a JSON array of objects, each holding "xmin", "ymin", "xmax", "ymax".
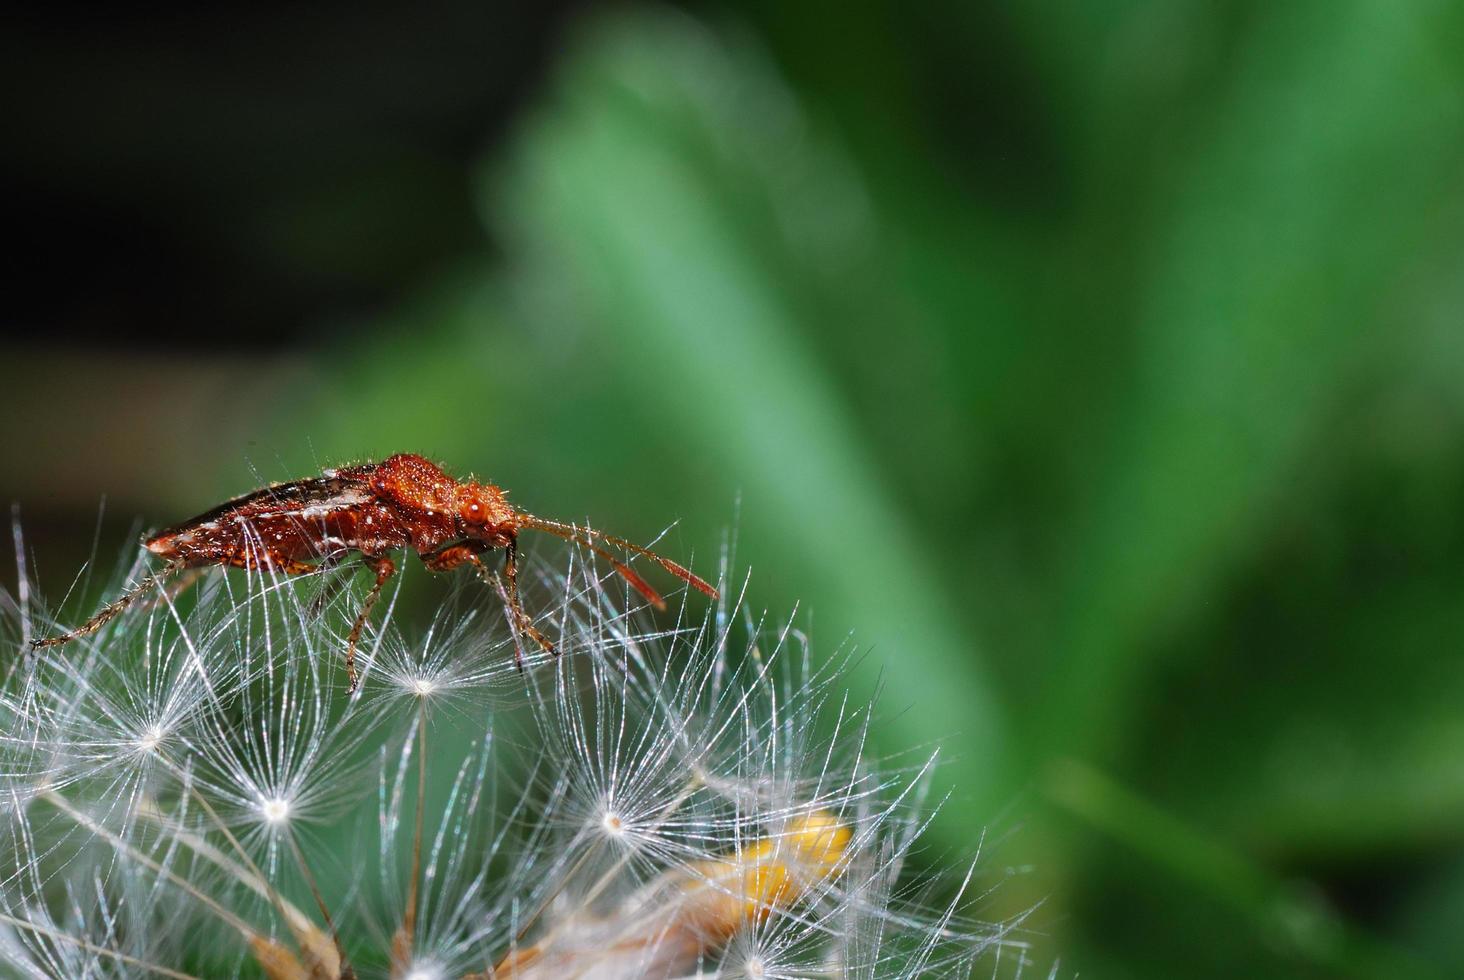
[{"xmin": 32, "ymin": 453, "xmax": 718, "ymax": 689}]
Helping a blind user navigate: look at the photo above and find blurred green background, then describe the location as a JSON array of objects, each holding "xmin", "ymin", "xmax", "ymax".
[{"xmin": 5, "ymin": 2, "xmax": 1464, "ymax": 975}]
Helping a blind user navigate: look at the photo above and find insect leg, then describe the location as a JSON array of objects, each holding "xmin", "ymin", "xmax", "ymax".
[
  {"xmin": 30, "ymin": 562, "xmax": 185, "ymax": 651},
  {"xmin": 502, "ymin": 536, "xmax": 555, "ymax": 670},
  {"xmin": 419, "ymin": 542, "xmax": 490, "ymax": 573},
  {"xmin": 225, "ymin": 553, "xmax": 320, "ymax": 577},
  {"xmin": 422, "ymin": 541, "xmax": 554, "ymax": 669},
  {"xmin": 132, "ymin": 566, "xmax": 210, "ymax": 614},
  {"xmin": 345, "ymin": 556, "xmax": 395, "ymax": 693}
]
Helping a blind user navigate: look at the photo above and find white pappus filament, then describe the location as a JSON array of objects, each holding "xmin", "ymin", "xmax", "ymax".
[{"xmin": 0, "ymin": 532, "xmax": 1042, "ymax": 978}]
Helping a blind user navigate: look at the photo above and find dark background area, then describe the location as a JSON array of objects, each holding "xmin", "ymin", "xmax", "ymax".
[
  {"xmin": 6, "ymin": 2, "xmax": 567, "ymax": 347},
  {"xmin": 5, "ymin": 2, "xmax": 1464, "ymax": 976}
]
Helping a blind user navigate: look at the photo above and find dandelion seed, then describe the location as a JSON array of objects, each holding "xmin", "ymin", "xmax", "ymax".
[
  {"xmin": 259, "ymin": 796, "xmax": 291, "ymax": 825},
  {"xmin": 135, "ymin": 724, "xmax": 165, "ymax": 753}
]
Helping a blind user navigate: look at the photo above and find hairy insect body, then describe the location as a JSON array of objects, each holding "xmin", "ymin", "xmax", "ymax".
[
  {"xmin": 144, "ymin": 479, "xmax": 388, "ymax": 567},
  {"xmin": 143, "ymin": 455, "xmax": 509, "ymax": 568},
  {"xmin": 36, "ymin": 453, "xmax": 716, "ymax": 691}
]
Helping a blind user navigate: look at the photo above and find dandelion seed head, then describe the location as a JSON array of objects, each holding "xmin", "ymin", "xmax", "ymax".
[{"xmin": 1, "ymin": 527, "xmax": 1044, "ymax": 978}]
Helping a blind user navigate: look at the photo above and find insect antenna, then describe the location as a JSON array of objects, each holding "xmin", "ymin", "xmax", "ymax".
[{"xmin": 514, "ymin": 514, "xmax": 719, "ymax": 610}]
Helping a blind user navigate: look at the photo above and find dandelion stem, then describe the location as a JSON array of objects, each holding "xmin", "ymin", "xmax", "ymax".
[
  {"xmin": 281, "ymin": 822, "xmax": 354, "ymax": 976},
  {"xmin": 388, "ymin": 699, "xmax": 430, "ymax": 978}
]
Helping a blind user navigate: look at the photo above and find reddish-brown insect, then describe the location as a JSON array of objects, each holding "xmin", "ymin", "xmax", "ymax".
[{"xmin": 31, "ymin": 453, "xmax": 719, "ymax": 689}]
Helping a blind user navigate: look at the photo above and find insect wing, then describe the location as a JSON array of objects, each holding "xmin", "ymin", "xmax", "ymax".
[{"xmin": 144, "ymin": 475, "xmax": 375, "ymax": 549}]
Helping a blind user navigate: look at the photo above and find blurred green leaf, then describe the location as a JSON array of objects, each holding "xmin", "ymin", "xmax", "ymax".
[
  {"xmin": 1047, "ymin": 759, "xmax": 1443, "ymax": 980},
  {"xmin": 1033, "ymin": 1, "xmax": 1464, "ymax": 759},
  {"xmin": 490, "ymin": 11, "xmax": 1012, "ymax": 823}
]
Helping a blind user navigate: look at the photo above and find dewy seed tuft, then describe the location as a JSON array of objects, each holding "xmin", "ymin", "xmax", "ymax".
[{"xmin": 1, "ymin": 526, "xmax": 1042, "ymax": 978}]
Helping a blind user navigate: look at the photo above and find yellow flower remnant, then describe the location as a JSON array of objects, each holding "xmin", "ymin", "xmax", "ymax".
[
  {"xmin": 491, "ymin": 810, "xmax": 852, "ymax": 978},
  {"xmin": 683, "ymin": 809, "xmax": 852, "ymax": 939}
]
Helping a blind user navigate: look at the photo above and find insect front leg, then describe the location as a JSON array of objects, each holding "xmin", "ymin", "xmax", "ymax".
[
  {"xmin": 419, "ymin": 541, "xmax": 491, "ymax": 574},
  {"xmin": 30, "ymin": 562, "xmax": 185, "ymax": 651},
  {"xmin": 501, "ymin": 536, "xmax": 556, "ymax": 669},
  {"xmin": 422, "ymin": 540, "xmax": 555, "ymax": 669},
  {"xmin": 345, "ymin": 556, "xmax": 395, "ymax": 693},
  {"xmin": 223, "ymin": 553, "xmax": 322, "ymax": 577}
]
